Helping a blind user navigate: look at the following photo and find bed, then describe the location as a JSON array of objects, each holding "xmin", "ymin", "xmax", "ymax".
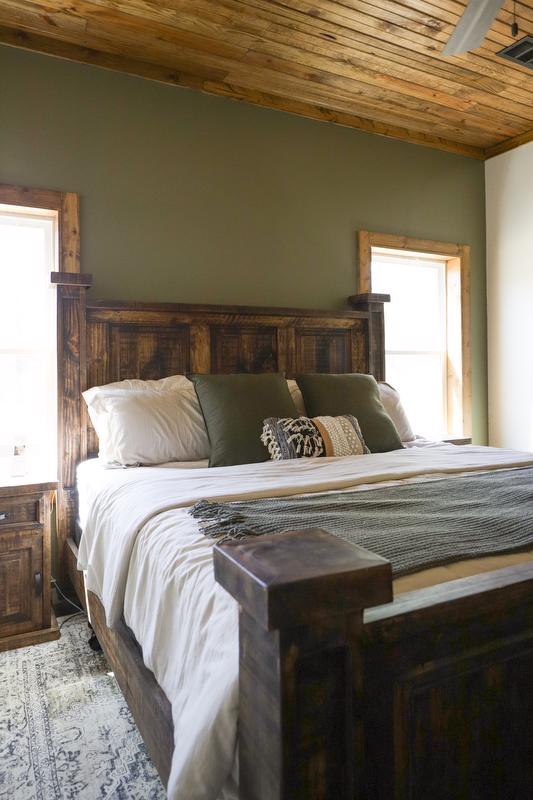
[{"xmin": 53, "ymin": 272, "xmax": 533, "ymax": 800}]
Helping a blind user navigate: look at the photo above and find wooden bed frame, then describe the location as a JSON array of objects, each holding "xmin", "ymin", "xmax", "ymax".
[{"xmin": 54, "ymin": 272, "xmax": 533, "ymax": 800}]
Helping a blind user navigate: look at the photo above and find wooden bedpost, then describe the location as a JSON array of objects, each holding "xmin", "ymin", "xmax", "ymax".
[
  {"xmin": 348, "ymin": 293, "xmax": 390, "ymax": 381},
  {"xmin": 214, "ymin": 528, "xmax": 392, "ymax": 800},
  {"xmin": 52, "ymin": 271, "xmax": 93, "ymax": 585}
]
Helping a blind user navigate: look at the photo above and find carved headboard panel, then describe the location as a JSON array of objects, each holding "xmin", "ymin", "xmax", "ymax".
[{"xmin": 53, "ymin": 272, "xmax": 388, "ymax": 583}]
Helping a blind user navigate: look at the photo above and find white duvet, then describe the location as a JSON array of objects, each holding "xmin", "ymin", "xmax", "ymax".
[{"xmin": 77, "ymin": 443, "xmax": 533, "ymax": 800}]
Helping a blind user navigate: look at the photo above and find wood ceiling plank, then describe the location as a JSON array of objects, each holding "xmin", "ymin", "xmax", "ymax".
[
  {"xmin": 244, "ymin": 41, "xmax": 533, "ymax": 132},
  {"xmin": 221, "ymin": 0, "xmax": 533, "ymax": 97},
  {"xmin": 0, "ymin": 20, "xmax": 487, "ymax": 157},
  {"xmin": 183, "ymin": 0, "xmax": 533, "ymax": 115},
  {"xmin": 343, "ymin": 0, "xmax": 533, "ymax": 80},
  {"xmin": 12, "ymin": 0, "xmax": 524, "ymax": 140},
  {"xmin": 243, "ymin": 49, "xmax": 528, "ymax": 139},
  {"xmin": 0, "ymin": 2, "xmax": 497, "ymax": 146},
  {"xmin": 0, "ymin": 0, "xmax": 254, "ymax": 58},
  {"xmin": 258, "ymin": 0, "xmax": 533, "ymax": 86},
  {"xmin": 0, "ymin": 0, "xmax": 87, "ymax": 35},
  {"xmin": 252, "ymin": 7, "xmax": 533, "ymax": 109},
  {"xmin": 268, "ymin": 0, "xmax": 476, "ymax": 51},
  {"xmin": 253, "ymin": 33, "xmax": 533, "ymax": 121},
  {"xmin": 220, "ymin": 64, "xmax": 501, "ymax": 145},
  {"xmin": 0, "ymin": 22, "xmax": 211, "ymax": 88},
  {"xmin": 485, "ymin": 127, "xmax": 533, "ymax": 158},
  {"xmin": 0, "ymin": 1, "xmax": 250, "ymax": 78},
  {"xmin": 1, "ymin": 0, "xmax": 531, "ymax": 157},
  {"xmin": 2, "ymin": 0, "xmax": 523, "ymax": 138},
  {"xmin": 82, "ymin": 12, "xmax": 499, "ymax": 142},
  {"xmin": 335, "ymin": 0, "xmax": 528, "ymax": 63},
  {"xmin": 415, "ymin": 0, "xmax": 533, "ymax": 32},
  {"xmin": 77, "ymin": 0, "xmax": 533, "ymax": 107},
  {"xmin": 38, "ymin": 0, "xmax": 525, "ymax": 100},
  {"xmin": 340, "ymin": 0, "xmax": 518, "ymax": 49}
]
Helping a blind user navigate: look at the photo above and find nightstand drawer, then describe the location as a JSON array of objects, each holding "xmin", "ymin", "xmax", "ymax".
[{"xmin": 0, "ymin": 495, "xmax": 42, "ymax": 528}]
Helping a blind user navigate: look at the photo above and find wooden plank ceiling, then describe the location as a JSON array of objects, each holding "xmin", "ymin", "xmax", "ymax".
[{"xmin": 1, "ymin": 0, "xmax": 532, "ymax": 159}]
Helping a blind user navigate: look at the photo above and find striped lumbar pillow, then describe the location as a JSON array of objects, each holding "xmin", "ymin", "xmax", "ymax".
[{"xmin": 261, "ymin": 415, "xmax": 369, "ymax": 460}]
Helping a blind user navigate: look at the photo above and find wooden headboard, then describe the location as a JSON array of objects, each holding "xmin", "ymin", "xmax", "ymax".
[{"xmin": 52, "ymin": 271, "xmax": 389, "ymax": 583}]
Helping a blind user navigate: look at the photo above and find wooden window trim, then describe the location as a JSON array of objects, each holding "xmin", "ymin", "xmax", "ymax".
[
  {"xmin": 0, "ymin": 183, "xmax": 80, "ymax": 274},
  {"xmin": 357, "ymin": 231, "xmax": 471, "ymax": 438}
]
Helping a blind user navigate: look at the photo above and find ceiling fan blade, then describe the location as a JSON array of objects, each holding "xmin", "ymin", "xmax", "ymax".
[{"xmin": 443, "ymin": 0, "xmax": 505, "ymax": 56}]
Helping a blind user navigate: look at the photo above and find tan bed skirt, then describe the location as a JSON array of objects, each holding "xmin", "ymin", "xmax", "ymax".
[{"xmin": 394, "ymin": 548, "xmax": 533, "ymax": 594}]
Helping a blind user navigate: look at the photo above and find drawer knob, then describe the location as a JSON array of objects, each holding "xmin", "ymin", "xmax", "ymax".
[
  {"xmin": 34, "ymin": 571, "xmax": 43, "ymax": 595},
  {"xmin": 0, "ymin": 512, "xmax": 8, "ymax": 521}
]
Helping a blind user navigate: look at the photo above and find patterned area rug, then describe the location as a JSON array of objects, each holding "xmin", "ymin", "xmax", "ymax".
[{"xmin": 0, "ymin": 615, "xmax": 166, "ymax": 799}]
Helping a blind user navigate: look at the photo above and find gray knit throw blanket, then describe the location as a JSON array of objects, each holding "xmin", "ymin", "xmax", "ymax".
[{"xmin": 190, "ymin": 466, "xmax": 533, "ymax": 577}]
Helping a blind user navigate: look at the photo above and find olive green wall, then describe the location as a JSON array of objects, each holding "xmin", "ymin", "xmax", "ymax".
[{"xmin": 0, "ymin": 45, "xmax": 487, "ymax": 441}]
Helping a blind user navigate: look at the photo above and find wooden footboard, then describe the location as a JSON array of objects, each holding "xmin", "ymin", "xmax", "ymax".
[
  {"xmin": 363, "ymin": 563, "xmax": 533, "ymax": 800},
  {"xmin": 215, "ymin": 531, "xmax": 533, "ymax": 800}
]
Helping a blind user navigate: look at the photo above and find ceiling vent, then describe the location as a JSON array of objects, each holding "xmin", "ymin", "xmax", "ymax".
[{"xmin": 497, "ymin": 36, "xmax": 533, "ymax": 69}]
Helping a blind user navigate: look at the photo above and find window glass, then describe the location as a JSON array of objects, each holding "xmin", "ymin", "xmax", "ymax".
[
  {"xmin": 372, "ymin": 252, "xmax": 447, "ymax": 440},
  {"xmin": 0, "ymin": 209, "xmax": 57, "ymax": 474}
]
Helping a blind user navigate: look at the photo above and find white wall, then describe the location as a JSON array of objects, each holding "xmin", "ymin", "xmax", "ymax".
[{"xmin": 486, "ymin": 142, "xmax": 533, "ymax": 449}]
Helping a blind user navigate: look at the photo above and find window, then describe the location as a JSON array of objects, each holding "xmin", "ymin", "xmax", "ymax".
[
  {"xmin": 0, "ymin": 205, "xmax": 58, "ymax": 473},
  {"xmin": 357, "ymin": 232, "xmax": 471, "ymax": 441},
  {"xmin": 0, "ymin": 184, "xmax": 79, "ymax": 481}
]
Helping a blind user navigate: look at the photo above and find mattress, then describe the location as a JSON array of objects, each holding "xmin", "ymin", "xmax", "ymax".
[
  {"xmin": 76, "ymin": 443, "xmax": 533, "ymax": 800},
  {"xmin": 76, "ymin": 451, "xmax": 533, "ymax": 594},
  {"xmin": 74, "ymin": 459, "xmax": 209, "ymax": 546}
]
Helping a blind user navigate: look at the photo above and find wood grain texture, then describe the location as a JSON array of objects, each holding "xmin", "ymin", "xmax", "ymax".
[
  {"xmin": 83, "ymin": 300, "xmax": 383, "ymax": 454},
  {"xmin": 56, "ymin": 275, "xmax": 89, "ymax": 585},
  {"xmin": 1, "ymin": 1, "xmax": 533, "ymax": 156},
  {"xmin": 0, "ymin": 484, "xmax": 58, "ymax": 651},
  {"xmin": 485, "ymin": 126, "xmax": 533, "ymax": 159},
  {"xmin": 0, "ymin": 182, "xmax": 62, "ymax": 210},
  {"xmin": 214, "ymin": 529, "xmax": 392, "ymax": 799},
  {"xmin": 56, "ymin": 289, "xmax": 387, "ymax": 583},
  {"xmin": 215, "ymin": 530, "xmax": 533, "ymax": 799},
  {"xmin": 355, "ymin": 231, "xmax": 472, "ymax": 437},
  {"xmin": 363, "ymin": 562, "xmax": 533, "ymax": 799},
  {"xmin": 214, "ymin": 528, "xmax": 393, "ymax": 630},
  {"xmin": 0, "ymin": 186, "xmax": 80, "ymax": 282},
  {"xmin": 59, "ymin": 192, "xmax": 80, "ymax": 273}
]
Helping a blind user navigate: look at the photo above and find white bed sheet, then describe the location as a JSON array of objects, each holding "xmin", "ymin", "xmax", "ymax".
[{"xmin": 76, "ymin": 444, "xmax": 533, "ymax": 800}]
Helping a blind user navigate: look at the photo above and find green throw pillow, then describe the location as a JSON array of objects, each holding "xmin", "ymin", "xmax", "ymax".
[
  {"xmin": 189, "ymin": 373, "xmax": 298, "ymax": 467},
  {"xmin": 295, "ymin": 373, "xmax": 403, "ymax": 453}
]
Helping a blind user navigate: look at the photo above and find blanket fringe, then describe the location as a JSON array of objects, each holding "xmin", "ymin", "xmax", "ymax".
[{"xmin": 190, "ymin": 499, "xmax": 259, "ymax": 543}]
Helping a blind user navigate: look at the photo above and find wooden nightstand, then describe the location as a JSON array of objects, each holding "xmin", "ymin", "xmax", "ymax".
[{"xmin": 0, "ymin": 479, "xmax": 59, "ymax": 652}]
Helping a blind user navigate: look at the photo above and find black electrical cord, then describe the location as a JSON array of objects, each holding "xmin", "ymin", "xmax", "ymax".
[
  {"xmin": 50, "ymin": 580, "xmax": 97, "ymax": 639},
  {"xmin": 51, "ymin": 577, "xmax": 84, "ymax": 614},
  {"xmin": 59, "ymin": 612, "xmax": 84, "ymax": 632}
]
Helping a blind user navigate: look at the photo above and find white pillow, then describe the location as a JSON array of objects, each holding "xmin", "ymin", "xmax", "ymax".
[
  {"xmin": 378, "ymin": 382, "xmax": 415, "ymax": 443},
  {"xmin": 83, "ymin": 376, "xmax": 210, "ymax": 465}
]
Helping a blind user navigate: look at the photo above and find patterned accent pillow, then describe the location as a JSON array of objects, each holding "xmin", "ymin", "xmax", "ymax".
[{"xmin": 261, "ymin": 415, "xmax": 369, "ymax": 460}]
